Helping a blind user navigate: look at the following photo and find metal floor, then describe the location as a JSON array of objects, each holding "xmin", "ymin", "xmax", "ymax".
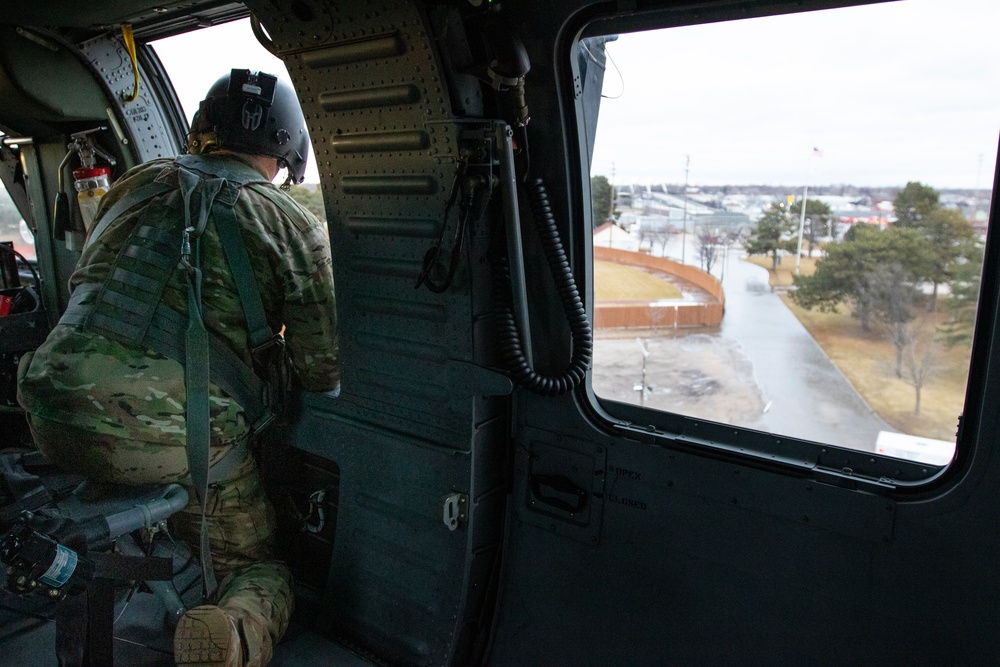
[{"xmin": 0, "ymin": 587, "xmax": 374, "ymax": 667}]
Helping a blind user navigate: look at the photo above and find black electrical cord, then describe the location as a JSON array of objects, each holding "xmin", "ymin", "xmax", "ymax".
[
  {"xmin": 0, "ymin": 243, "xmax": 41, "ymax": 294},
  {"xmin": 495, "ymin": 178, "xmax": 592, "ymax": 396},
  {"xmin": 416, "ymin": 162, "xmax": 469, "ymax": 293}
]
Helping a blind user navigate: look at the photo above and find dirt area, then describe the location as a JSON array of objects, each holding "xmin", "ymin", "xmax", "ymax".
[{"xmin": 592, "ymin": 329, "xmax": 765, "ymax": 428}]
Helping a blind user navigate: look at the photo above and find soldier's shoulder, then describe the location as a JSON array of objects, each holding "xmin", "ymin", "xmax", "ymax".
[
  {"xmin": 242, "ymin": 183, "xmax": 322, "ymax": 233},
  {"xmin": 115, "ymin": 158, "xmax": 175, "ymax": 187},
  {"xmin": 100, "ymin": 158, "xmax": 176, "ymax": 208}
]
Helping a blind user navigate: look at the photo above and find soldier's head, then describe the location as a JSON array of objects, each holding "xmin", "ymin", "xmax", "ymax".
[{"xmin": 187, "ymin": 69, "xmax": 309, "ymax": 189}]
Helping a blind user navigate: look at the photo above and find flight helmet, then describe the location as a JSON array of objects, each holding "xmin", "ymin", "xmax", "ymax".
[{"xmin": 188, "ymin": 69, "xmax": 309, "ymax": 188}]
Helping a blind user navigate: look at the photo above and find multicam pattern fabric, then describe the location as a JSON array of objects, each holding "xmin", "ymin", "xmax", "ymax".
[
  {"xmin": 18, "ymin": 153, "xmax": 339, "ymax": 454},
  {"xmin": 17, "ymin": 153, "xmax": 336, "ymax": 666}
]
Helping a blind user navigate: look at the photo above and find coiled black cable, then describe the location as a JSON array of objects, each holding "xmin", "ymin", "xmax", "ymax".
[
  {"xmin": 0, "ymin": 243, "xmax": 41, "ymax": 294},
  {"xmin": 495, "ymin": 178, "xmax": 593, "ymax": 396}
]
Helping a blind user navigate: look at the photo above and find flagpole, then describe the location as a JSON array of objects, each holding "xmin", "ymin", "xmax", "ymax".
[
  {"xmin": 795, "ymin": 182, "xmax": 807, "ymax": 275},
  {"xmin": 795, "ymin": 148, "xmax": 821, "ymax": 275}
]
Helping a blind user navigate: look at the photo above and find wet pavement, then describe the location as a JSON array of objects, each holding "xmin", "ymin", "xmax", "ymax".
[
  {"xmin": 593, "ymin": 239, "xmax": 892, "ymax": 453},
  {"xmin": 717, "ymin": 250, "xmax": 891, "ymax": 452}
]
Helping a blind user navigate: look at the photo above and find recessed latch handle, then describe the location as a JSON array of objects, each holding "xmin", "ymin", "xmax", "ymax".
[{"xmin": 530, "ymin": 474, "xmax": 588, "ymax": 514}]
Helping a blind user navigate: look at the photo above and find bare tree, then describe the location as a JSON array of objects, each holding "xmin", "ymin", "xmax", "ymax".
[
  {"xmin": 650, "ymin": 224, "xmax": 675, "ymax": 257},
  {"xmin": 696, "ymin": 229, "xmax": 721, "ymax": 274},
  {"xmin": 877, "ymin": 264, "xmax": 920, "ymax": 378},
  {"xmin": 902, "ymin": 326, "xmax": 939, "ymax": 416},
  {"xmin": 635, "ymin": 225, "xmax": 653, "ymax": 253}
]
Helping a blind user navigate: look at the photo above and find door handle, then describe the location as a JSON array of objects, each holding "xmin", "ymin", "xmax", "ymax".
[{"xmin": 530, "ymin": 474, "xmax": 588, "ymax": 514}]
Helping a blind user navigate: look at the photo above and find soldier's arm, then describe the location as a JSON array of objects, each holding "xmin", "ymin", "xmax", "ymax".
[{"xmin": 277, "ymin": 213, "xmax": 339, "ymax": 393}]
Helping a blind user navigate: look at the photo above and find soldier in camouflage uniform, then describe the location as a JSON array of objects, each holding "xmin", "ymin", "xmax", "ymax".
[{"xmin": 17, "ymin": 70, "xmax": 337, "ymax": 667}]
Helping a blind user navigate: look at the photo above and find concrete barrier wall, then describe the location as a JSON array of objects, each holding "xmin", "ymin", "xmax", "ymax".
[
  {"xmin": 594, "ymin": 303, "xmax": 723, "ymax": 329},
  {"xmin": 594, "ymin": 247, "xmax": 725, "ymax": 329}
]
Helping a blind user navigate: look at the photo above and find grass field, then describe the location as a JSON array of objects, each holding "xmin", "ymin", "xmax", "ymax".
[
  {"xmin": 744, "ymin": 251, "xmax": 970, "ymax": 440},
  {"xmin": 595, "ymin": 260, "xmax": 682, "ymax": 302}
]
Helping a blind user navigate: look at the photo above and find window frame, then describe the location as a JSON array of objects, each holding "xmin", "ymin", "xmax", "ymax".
[{"xmin": 567, "ymin": 0, "xmax": 999, "ymax": 494}]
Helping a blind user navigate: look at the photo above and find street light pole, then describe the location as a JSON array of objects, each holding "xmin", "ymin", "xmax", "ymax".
[{"xmin": 635, "ymin": 338, "xmax": 650, "ymax": 406}]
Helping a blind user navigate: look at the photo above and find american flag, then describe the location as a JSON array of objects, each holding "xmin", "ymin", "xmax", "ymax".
[{"xmin": 812, "ymin": 147, "xmax": 824, "ymax": 157}]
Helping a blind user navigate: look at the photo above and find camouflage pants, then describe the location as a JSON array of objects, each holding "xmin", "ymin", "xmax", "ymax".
[{"xmin": 27, "ymin": 415, "xmax": 293, "ymax": 667}]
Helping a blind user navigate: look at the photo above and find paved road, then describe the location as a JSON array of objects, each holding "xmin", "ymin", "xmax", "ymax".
[{"xmin": 673, "ymin": 243, "xmax": 893, "ymax": 452}]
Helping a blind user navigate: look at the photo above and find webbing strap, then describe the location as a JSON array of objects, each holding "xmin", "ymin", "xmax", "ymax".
[
  {"xmin": 178, "ymin": 169, "xmax": 226, "ymax": 601},
  {"xmin": 85, "ymin": 180, "xmax": 172, "ymax": 250},
  {"xmin": 212, "ymin": 201, "xmax": 272, "ymax": 348}
]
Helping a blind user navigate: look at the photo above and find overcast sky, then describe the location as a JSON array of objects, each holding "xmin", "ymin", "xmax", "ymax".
[
  {"xmin": 590, "ymin": 0, "xmax": 1000, "ymax": 189},
  {"xmin": 154, "ymin": 0, "xmax": 999, "ymax": 190}
]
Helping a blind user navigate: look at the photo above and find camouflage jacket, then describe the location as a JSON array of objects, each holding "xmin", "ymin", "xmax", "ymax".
[{"xmin": 18, "ymin": 154, "xmax": 338, "ymax": 447}]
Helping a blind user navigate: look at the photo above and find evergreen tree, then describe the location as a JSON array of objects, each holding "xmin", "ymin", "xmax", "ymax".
[
  {"xmin": 792, "ymin": 225, "xmax": 935, "ymax": 331},
  {"xmin": 916, "ymin": 207, "xmax": 978, "ymax": 311},
  {"xmin": 745, "ymin": 202, "xmax": 797, "ymax": 270},
  {"xmin": 591, "ymin": 175, "xmax": 614, "ymax": 229},
  {"xmin": 893, "ymin": 181, "xmax": 939, "ymax": 227},
  {"xmin": 939, "ymin": 245, "xmax": 985, "ymax": 348}
]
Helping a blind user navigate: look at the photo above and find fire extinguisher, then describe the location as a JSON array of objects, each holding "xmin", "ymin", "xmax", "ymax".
[
  {"xmin": 53, "ymin": 126, "xmax": 117, "ymax": 250},
  {"xmin": 72, "ymin": 165, "xmax": 112, "ymax": 231}
]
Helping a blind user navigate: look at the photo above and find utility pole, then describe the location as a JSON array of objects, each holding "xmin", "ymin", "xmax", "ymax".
[
  {"xmin": 681, "ymin": 155, "xmax": 689, "ymax": 264},
  {"xmin": 609, "ymin": 162, "xmax": 616, "ymax": 248}
]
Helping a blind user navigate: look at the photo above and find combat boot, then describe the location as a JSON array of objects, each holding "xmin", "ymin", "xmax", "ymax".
[{"xmin": 174, "ymin": 605, "xmax": 244, "ymax": 667}]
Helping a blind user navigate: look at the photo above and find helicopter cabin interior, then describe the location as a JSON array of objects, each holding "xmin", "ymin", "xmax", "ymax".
[{"xmin": 0, "ymin": 0, "xmax": 998, "ymax": 665}]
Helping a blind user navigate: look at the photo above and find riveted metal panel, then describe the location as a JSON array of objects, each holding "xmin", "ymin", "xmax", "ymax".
[
  {"xmin": 246, "ymin": 2, "xmax": 505, "ymax": 665},
  {"xmin": 247, "ymin": 0, "xmax": 476, "ymax": 440},
  {"xmin": 76, "ymin": 36, "xmax": 185, "ymax": 164}
]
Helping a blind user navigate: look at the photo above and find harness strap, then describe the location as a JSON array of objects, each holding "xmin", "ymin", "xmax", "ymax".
[
  {"xmin": 178, "ymin": 169, "xmax": 226, "ymax": 601},
  {"xmin": 213, "ymin": 201, "xmax": 272, "ymax": 348},
  {"xmin": 176, "ymin": 153, "xmax": 270, "ymax": 185}
]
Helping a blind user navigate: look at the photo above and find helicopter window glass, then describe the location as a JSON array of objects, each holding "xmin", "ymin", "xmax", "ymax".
[
  {"xmin": 585, "ymin": 0, "xmax": 998, "ymax": 468},
  {"xmin": 0, "ymin": 180, "xmax": 34, "ymax": 262}
]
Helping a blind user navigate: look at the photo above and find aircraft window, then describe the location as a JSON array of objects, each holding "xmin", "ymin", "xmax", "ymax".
[
  {"xmin": 0, "ymin": 181, "xmax": 34, "ymax": 262},
  {"xmin": 585, "ymin": 0, "xmax": 997, "ymax": 468}
]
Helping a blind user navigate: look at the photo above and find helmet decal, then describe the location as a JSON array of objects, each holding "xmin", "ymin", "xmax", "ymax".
[{"xmin": 242, "ymin": 101, "xmax": 264, "ymax": 131}]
